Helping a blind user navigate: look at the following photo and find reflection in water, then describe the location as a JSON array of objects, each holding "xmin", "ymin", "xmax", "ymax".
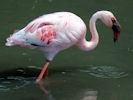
[
  {"xmin": 82, "ymin": 90, "xmax": 98, "ymax": 100},
  {"xmin": 37, "ymin": 79, "xmax": 98, "ymax": 100},
  {"xmin": 0, "ymin": 66, "xmax": 129, "ymax": 100},
  {"xmin": 37, "ymin": 79, "xmax": 56, "ymax": 100}
]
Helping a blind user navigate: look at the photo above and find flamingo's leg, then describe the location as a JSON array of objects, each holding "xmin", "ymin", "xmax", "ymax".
[{"xmin": 36, "ymin": 61, "xmax": 50, "ymax": 83}]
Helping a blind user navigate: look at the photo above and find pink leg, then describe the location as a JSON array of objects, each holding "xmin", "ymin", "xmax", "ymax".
[{"xmin": 36, "ymin": 62, "xmax": 50, "ymax": 83}]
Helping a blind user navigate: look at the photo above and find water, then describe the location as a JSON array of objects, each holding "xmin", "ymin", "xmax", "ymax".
[
  {"xmin": 0, "ymin": 0, "xmax": 133, "ymax": 100},
  {"xmin": 79, "ymin": 65, "xmax": 128, "ymax": 78},
  {"xmin": 0, "ymin": 66, "xmax": 131, "ymax": 100}
]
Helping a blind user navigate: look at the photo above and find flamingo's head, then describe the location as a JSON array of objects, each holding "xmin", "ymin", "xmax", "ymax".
[{"xmin": 99, "ymin": 11, "xmax": 121, "ymax": 42}]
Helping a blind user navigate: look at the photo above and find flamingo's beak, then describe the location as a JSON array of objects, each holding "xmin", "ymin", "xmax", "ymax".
[{"xmin": 112, "ymin": 19, "xmax": 121, "ymax": 42}]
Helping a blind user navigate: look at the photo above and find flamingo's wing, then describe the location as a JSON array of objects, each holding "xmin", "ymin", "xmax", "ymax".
[
  {"xmin": 24, "ymin": 17, "xmax": 53, "ymax": 33},
  {"xmin": 35, "ymin": 24, "xmax": 56, "ymax": 45},
  {"xmin": 24, "ymin": 20, "xmax": 57, "ymax": 46}
]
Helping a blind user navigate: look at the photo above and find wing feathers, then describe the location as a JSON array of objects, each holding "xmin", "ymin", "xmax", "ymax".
[{"xmin": 25, "ymin": 21, "xmax": 53, "ymax": 33}]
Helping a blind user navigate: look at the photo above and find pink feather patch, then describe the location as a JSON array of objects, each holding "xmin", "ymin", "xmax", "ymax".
[{"xmin": 36, "ymin": 28, "xmax": 56, "ymax": 44}]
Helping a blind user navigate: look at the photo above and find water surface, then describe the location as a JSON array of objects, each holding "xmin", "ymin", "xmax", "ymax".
[{"xmin": 0, "ymin": 0, "xmax": 133, "ymax": 100}]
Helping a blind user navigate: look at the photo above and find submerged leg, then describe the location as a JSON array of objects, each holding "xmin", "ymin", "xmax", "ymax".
[{"xmin": 36, "ymin": 61, "xmax": 50, "ymax": 83}]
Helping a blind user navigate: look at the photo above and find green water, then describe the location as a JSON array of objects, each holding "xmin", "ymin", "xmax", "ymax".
[{"xmin": 0, "ymin": 0, "xmax": 133, "ymax": 100}]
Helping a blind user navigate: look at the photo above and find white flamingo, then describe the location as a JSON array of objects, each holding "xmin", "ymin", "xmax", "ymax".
[{"xmin": 5, "ymin": 10, "xmax": 121, "ymax": 82}]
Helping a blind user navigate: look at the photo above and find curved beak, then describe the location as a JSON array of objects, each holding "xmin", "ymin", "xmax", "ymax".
[{"xmin": 112, "ymin": 19, "xmax": 121, "ymax": 42}]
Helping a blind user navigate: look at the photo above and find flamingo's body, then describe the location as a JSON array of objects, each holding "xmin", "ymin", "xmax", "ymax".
[{"xmin": 5, "ymin": 11, "xmax": 121, "ymax": 82}]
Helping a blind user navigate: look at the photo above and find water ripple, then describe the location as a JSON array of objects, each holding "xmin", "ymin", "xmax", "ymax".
[
  {"xmin": 80, "ymin": 65, "xmax": 128, "ymax": 79},
  {"xmin": 0, "ymin": 76, "xmax": 35, "ymax": 92},
  {"xmin": 0, "ymin": 68, "xmax": 37, "ymax": 92}
]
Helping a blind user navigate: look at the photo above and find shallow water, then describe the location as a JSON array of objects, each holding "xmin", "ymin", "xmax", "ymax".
[
  {"xmin": 0, "ymin": 65, "xmax": 128, "ymax": 92},
  {"xmin": 0, "ymin": 0, "xmax": 133, "ymax": 100},
  {"xmin": 0, "ymin": 66, "xmax": 131, "ymax": 100},
  {"xmin": 80, "ymin": 65, "xmax": 128, "ymax": 78}
]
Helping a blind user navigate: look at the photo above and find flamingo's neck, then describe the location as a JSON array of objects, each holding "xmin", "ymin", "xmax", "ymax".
[
  {"xmin": 89, "ymin": 14, "xmax": 99, "ymax": 48},
  {"xmin": 78, "ymin": 12, "xmax": 100, "ymax": 51}
]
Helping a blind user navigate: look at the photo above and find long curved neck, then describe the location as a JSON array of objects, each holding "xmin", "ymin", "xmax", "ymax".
[
  {"xmin": 78, "ymin": 12, "xmax": 100, "ymax": 51},
  {"xmin": 89, "ymin": 14, "xmax": 99, "ymax": 48}
]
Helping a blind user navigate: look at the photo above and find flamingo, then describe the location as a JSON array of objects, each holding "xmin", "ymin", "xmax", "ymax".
[{"xmin": 5, "ymin": 10, "xmax": 121, "ymax": 83}]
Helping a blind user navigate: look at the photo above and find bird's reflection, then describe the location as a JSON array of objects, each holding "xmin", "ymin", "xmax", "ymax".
[
  {"xmin": 37, "ymin": 79, "xmax": 56, "ymax": 100},
  {"xmin": 82, "ymin": 90, "xmax": 98, "ymax": 100},
  {"xmin": 36, "ymin": 78, "xmax": 98, "ymax": 100}
]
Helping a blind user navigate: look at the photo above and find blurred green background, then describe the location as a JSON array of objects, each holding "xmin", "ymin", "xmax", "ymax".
[{"xmin": 0, "ymin": 0, "xmax": 133, "ymax": 100}]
